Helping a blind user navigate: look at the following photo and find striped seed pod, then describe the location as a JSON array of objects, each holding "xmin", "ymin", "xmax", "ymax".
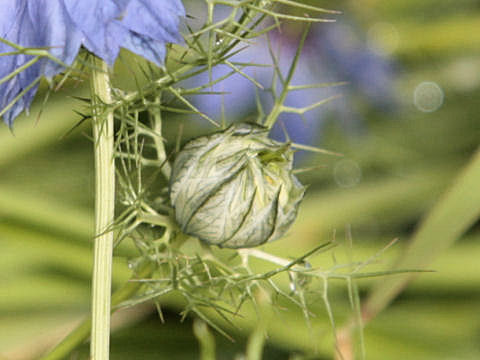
[{"xmin": 169, "ymin": 123, "xmax": 305, "ymax": 248}]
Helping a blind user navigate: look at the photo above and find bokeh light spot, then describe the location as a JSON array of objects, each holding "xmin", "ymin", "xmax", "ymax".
[
  {"xmin": 334, "ymin": 159, "xmax": 362, "ymax": 188},
  {"xmin": 413, "ymin": 81, "xmax": 444, "ymax": 113}
]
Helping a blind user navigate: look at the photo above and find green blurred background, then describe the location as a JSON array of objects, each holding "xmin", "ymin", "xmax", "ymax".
[{"xmin": 1, "ymin": 1, "xmax": 479, "ymax": 359}]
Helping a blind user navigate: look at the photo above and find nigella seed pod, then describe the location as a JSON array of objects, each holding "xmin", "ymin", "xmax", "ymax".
[{"xmin": 169, "ymin": 123, "xmax": 305, "ymax": 248}]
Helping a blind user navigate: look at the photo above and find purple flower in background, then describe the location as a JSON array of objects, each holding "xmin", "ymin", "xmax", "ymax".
[
  {"xmin": 187, "ymin": 30, "xmax": 330, "ymax": 145},
  {"xmin": 0, "ymin": 0, "xmax": 185, "ymax": 126},
  {"xmin": 313, "ymin": 18, "xmax": 398, "ymax": 111},
  {"xmin": 189, "ymin": 17, "xmax": 398, "ymax": 151}
]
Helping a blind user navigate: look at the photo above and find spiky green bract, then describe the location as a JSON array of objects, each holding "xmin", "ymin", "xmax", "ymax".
[{"xmin": 170, "ymin": 123, "xmax": 305, "ymax": 248}]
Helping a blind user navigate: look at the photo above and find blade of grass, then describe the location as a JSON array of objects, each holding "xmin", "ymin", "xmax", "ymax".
[{"xmin": 363, "ymin": 147, "xmax": 480, "ymax": 322}]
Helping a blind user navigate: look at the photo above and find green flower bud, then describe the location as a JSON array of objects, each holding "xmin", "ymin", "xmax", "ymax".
[{"xmin": 169, "ymin": 123, "xmax": 305, "ymax": 248}]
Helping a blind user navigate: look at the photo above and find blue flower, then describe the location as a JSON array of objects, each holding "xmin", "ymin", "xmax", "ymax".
[
  {"xmin": 0, "ymin": 0, "xmax": 185, "ymax": 126},
  {"xmin": 313, "ymin": 18, "xmax": 397, "ymax": 111},
  {"xmin": 188, "ymin": 18, "xmax": 398, "ymax": 155}
]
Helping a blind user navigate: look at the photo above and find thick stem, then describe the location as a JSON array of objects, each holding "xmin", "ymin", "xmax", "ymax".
[{"xmin": 90, "ymin": 57, "xmax": 115, "ymax": 360}]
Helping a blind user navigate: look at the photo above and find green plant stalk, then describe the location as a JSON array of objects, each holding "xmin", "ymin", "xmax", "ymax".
[
  {"xmin": 40, "ymin": 88, "xmax": 176, "ymax": 358},
  {"xmin": 152, "ymin": 96, "xmax": 171, "ymax": 179},
  {"xmin": 39, "ymin": 262, "xmax": 155, "ymax": 360},
  {"xmin": 263, "ymin": 23, "xmax": 311, "ymax": 129},
  {"xmin": 363, "ymin": 146, "xmax": 480, "ymax": 321},
  {"xmin": 246, "ymin": 323, "xmax": 266, "ymax": 360},
  {"xmin": 90, "ymin": 56, "xmax": 115, "ymax": 360},
  {"xmin": 334, "ymin": 148, "xmax": 480, "ymax": 359},
  {"xmin": 193, "ymin": 319, "xmax": 216, "ymax": 360}
]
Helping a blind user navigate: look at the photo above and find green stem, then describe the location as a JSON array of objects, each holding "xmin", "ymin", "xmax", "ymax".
[
  {"xmin": 152, "ymin": 96, "xmax": 172, "ymax": 179},
  {"xmin": 193, "ymin": 319, "xmax": 216, "ymax": 360},
  {"xmin": 39, "ymin": 263, "xmax": 155, "ymax": 360},
  {"xmin": 40, "ymin": 85, "xmax": 177, "ymax": 360},
  {"xmin": 90, "ymin": 57, "xmax": 115, "ymax": 360},
  {"xmin": 362, "ymin": 147, "xmax": 480, "ymax": 322},
  {"xmin": 263, "ymin": 23, "xmax": 311, "ymax": 129}
]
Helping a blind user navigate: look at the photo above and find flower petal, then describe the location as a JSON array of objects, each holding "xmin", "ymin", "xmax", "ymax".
[
  {"xmin": 1, "ymin": 0, "xmax": 185, "ymax": 125},
  {"xmin": 62, "ymin": 0, "xmax": 129, "ymax": 65},
  {"xmin": 0, "ymin": 2, "xmax": 41, "ymax": 125},
  {"xmin": 121, "ymin": 31, "xmax": 166, "ymax": 66},
  {"xmin": 0, "ymin": 0, "xmax": 83, "ymax": 125},
  {"xmin": 27, "ymin": 0, "xmax": 82, "ymax": 76},
  {"xmin": 122, "ymin": 0, "xmax": 184, "ymax": 43}
]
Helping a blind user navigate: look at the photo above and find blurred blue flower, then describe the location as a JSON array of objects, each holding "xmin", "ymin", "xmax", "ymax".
[
  {"xmin": 188, "ymin": 17, "xmax": 398, "ymax": 155},
  {"xmin": 313, "ymin": 19, "xmax": 397, "ymax": 111},
  {"xmin": 0, "ymin": 0, "xmax": 185, "ymax": 126}
]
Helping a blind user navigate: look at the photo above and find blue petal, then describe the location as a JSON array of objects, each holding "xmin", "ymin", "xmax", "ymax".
[
  {"xmin": 0, "ymin": 0, "xmax": 83, "ymax": 125},
  {"xmin": 27, "ymin": 0, "xmax": 83, "ymax": 77},
  {"xmin": 0, "ymin": 1, "xmax": 18, "ymax": 38},
  {"xmin": 63, "ymin": 0, "xmax": 129, "ymax": 65},
  {"xmin": 63, "ymin": 0, "xmax": 184, "ymax": 66},
  {"xmin": 1, "ymin": 0, "xmax": 185, "ymax": 125},
  {"xmin": 122, "ymin": 0, "xmax": 185, "ymax": 43},
  {"xmin": 122, "ymin": 31, "xmax": 166, "ymax": 66},
  {"xmin": 0, "ymin": 1, "xmax": 40, "ymax": 125}
]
